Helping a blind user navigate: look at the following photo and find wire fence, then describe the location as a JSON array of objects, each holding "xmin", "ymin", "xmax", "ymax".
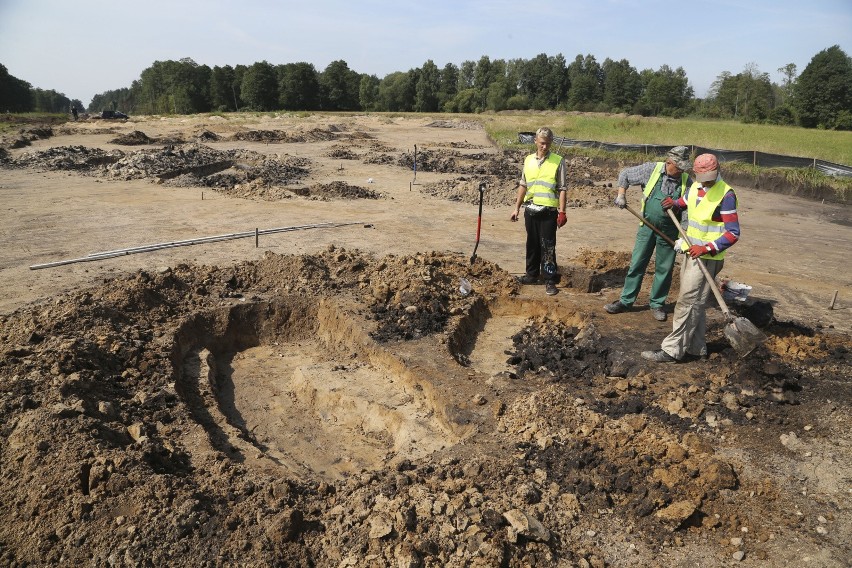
[{"xmin": 518, "ymin": 133, "xmax": 852, "ymax": 177}]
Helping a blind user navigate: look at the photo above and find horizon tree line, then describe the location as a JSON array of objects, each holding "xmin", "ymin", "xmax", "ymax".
[{"xmin": 1, "ymin": 45, "xmax": 850, "ymax": 130}]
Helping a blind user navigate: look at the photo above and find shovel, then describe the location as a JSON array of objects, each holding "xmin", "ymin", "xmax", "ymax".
[
  {"xmin": 665, "ymin": 208, "xmax": 766, "ymax": 357},
  {"xmin": 470, "ymin": 181, "xmax": 486, "ymax": 264},
  {"xmin": 624, "ymin": 204, "xmax": 676, "ymax": 247}
]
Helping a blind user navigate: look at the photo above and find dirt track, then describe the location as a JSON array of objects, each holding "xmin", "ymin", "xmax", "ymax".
[{"xmin": 0, "ymin": 113, "xmax": 850, "ymax": 567}]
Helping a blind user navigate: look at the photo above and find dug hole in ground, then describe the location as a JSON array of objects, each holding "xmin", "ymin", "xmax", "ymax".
[{"xmin": 0, "ymin": 113, "xmax": 849, "ymax": 566}]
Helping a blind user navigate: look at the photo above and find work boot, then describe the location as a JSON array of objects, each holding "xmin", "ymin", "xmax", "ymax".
[
  {"xmin": 641, "ymin": 349, "xmax": 677, "ymax": 363},
  {"xmin": 545, "ymin": 282, "xmax": 558, "ymax": 296},
  {"xmin": 604, "ymin": 300, "xmax": 627, "ymax": 314},
  {"xmin": 651, "ymin": 308, "xmax": 667, "ymax": 322},
  {"xmin": 518, "ymin": 274, "xmax": 539, "ymax": 285}
]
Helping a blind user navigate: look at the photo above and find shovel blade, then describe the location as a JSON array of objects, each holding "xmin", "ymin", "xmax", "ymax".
[{"xmin": 724, "ymin": 317, "xmax": 767, "ymax": 357}]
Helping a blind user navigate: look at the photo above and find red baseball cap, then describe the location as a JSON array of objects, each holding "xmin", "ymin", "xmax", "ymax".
[{"xmin": 693, "ymin": 153, "xmax": 719, "ymax": 183}]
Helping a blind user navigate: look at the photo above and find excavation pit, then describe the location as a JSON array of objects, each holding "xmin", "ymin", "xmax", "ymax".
[
  {"xmin": 172, "ymin": 297, "xmax": 461, "ymax": 481},
  {"xmin": 450, "ymin": 298, "xmax": 603, "ymax": 380}
]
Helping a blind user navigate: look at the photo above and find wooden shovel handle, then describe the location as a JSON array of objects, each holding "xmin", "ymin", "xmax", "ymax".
[
  {"xmin": 665, "ymin": 208, "xmax": 732, "ymax": 319},
  {"xmin": 624, "ymin": 204, "xmax": 676, "ymax": 247}
]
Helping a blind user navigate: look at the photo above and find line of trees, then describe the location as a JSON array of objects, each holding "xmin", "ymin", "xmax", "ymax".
[
  {"xmin": 2, "ymin": 46, "xmax": 850, "ymax": 130},
  {"xmin": 0, "ymin": 64, "xmax": 83, "ymax": 114}
]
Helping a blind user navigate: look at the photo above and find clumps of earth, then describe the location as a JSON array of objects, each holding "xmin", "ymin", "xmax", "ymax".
[
  {"xmin": 506, "ymin": 318, "xmax": 608, "ymax": 380},
  {"xmin": 0, "ymin": 245, "xmax": 849, "ymax": 566}
]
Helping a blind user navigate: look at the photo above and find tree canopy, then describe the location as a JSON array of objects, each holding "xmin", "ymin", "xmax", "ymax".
[{"xmin": 4, "ymin": 45, "xmax": 850, "ymax": 130}]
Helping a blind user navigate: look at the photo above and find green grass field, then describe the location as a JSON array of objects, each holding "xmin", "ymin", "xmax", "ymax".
[{"xmin": 481, "ymin": 113, "xmax": 852, "ymax": 166}]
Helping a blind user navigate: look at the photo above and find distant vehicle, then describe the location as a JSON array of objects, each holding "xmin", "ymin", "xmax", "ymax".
[{"xmin": 99, "ymin": 110, "xmax": 128, "ymax": 119}]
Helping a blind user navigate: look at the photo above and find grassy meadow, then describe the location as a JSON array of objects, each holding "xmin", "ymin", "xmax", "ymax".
[{"xmin": 482, "ymin": 113, "xmax": 852, "ymax": 166}]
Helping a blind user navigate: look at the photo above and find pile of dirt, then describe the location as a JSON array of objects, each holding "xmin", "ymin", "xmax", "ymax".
[
  {"xmin": 572, "ymin": 247, "xmax": 632, "ymax": 271},
  {"xmin": 325, "ymin": 145, "xmax": 360, "ymax": 160},
  {"xmin": 399, "ymin": 148, "xmax": 522, "ymax": 178},
  {"xmin": 9, "ymin": 145, "xmax": 124, "ymax": 172},
  {"xmin": 291, "ymin": 181, "xmax": 382, "ymax": 201},
  {"xmin": 230, "ymin": 129, "xmax": 289, "ymax": 143},
  {"xmin": 425, "ymin": 120, "xmax": 483, "ymax": 130},
  {"xmin": 365, "ymin": 252, "xmax": 518, "ymax": 342},
  {"xmin": 110, "ymin": 130, "xmax": 155, "ymax": 145},
  {"xmin": 229, "ymin": 127, "xmax": 352, "ymax": 144},
  {"xmin": 2, "ymin": 126, "xmax": 54, "ymax": 149},
  {"xmin": 420, "ymin": 177, "xmax": 516, "ymax": 208},
  {"xmin": 196, "ymin": 130, "xmax": 220, "ymax": 142}
]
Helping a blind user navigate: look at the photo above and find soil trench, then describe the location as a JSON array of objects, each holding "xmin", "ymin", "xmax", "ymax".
[{"xmin": 0, "ymin": 113, "xmax": 849, "ymax": 567}]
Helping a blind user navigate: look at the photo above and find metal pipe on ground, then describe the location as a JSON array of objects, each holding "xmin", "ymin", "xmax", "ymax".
[{"xmin": 29, "ymin": 222, "xmax": 366, "ymax": 270}]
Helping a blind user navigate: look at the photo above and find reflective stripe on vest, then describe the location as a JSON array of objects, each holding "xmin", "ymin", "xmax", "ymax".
[
  {"xmin": 683, "ymin": 179, "xmax": 736, "ymax": 260},
  {"xmin": 522, "ymin": 152, "xmax": 562, "ymax": 207},
  {"xmin": 640, "ymin": 162, "xmax": 689, "ymax": 218}
]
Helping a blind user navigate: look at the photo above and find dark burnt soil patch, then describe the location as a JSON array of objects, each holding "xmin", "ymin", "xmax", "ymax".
[{"xmin": 506, "ymin": 318, "xmax": 608, "ymax": 380}]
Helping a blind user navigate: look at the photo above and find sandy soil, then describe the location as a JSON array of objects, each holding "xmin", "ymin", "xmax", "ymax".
[{"xmin": 0, "ymin": 113, "xmax": 850, "ymax": 567}]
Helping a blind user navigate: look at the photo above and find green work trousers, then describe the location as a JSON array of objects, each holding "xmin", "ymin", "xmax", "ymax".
[{"xmin": 619, "ymin": 193, "xmax": 680, "ymax": 309}]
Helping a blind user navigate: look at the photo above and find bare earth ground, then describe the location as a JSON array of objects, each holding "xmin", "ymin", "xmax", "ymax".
[{"xmin": 0, "ymin": 113, "xmax": 849, "ymax": 567}]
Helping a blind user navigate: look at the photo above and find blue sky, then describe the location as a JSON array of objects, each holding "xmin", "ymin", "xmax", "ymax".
[{"xmin": 1, "ymin": 0, "xmax": 850, "ymax": 107}]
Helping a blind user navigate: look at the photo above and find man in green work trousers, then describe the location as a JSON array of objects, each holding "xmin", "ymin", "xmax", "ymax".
[{"xmin": 604, "ymin": 146, "xmax": 692, "ymax": 321}]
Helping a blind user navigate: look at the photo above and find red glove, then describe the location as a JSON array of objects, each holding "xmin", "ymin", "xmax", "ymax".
[
  {"xmin": 557, "ymin": 211, "xmax": 567, "ymax": 228},
  {"xmin": 688, "ymin": 244, "xmax": 712, "ymax": 258},
  {"xmin": 661, "ymin": 197, "xmax": 675, "ymax": 210}
]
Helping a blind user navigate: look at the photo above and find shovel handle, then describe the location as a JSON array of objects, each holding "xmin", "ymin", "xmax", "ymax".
[
  {"xmin": 665, "ymin": 208, "xmax": 732, "ymax": 320},
  {"xmin": 624, "ymin": 204, "xmax": 676, "ymax": 247}
]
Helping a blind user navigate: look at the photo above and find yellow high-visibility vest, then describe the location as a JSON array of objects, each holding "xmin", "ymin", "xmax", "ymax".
[
  {"xmin": 640, "ymin": 162, "xmax": 689, "ymax": 218},
  {"xmin": 522, "ymin": 153, "xmax": 562, "ymax": 208},
  {"xmin": 682, "ymin": 180, "xmax": 736, "ymax": 260}
]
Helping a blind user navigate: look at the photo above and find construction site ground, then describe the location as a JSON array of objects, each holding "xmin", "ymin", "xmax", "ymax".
[{"xmin": 0, "ymin": 113, "xmax": 849, "ymax": 567}]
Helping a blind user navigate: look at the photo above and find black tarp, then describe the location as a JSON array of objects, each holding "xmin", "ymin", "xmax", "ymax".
[{"xmin": 518, "ymin": 132, "xmax": 852, "ymax": 177}]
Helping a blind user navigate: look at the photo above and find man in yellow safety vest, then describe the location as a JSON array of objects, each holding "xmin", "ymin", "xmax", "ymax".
[
  {"xmin": 642, "ymin": 153, "xmax": 741, "ymax": 362},
  {"xmin": 510, "ymin": 127, "xmax": 568, "ymax": 297}
]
